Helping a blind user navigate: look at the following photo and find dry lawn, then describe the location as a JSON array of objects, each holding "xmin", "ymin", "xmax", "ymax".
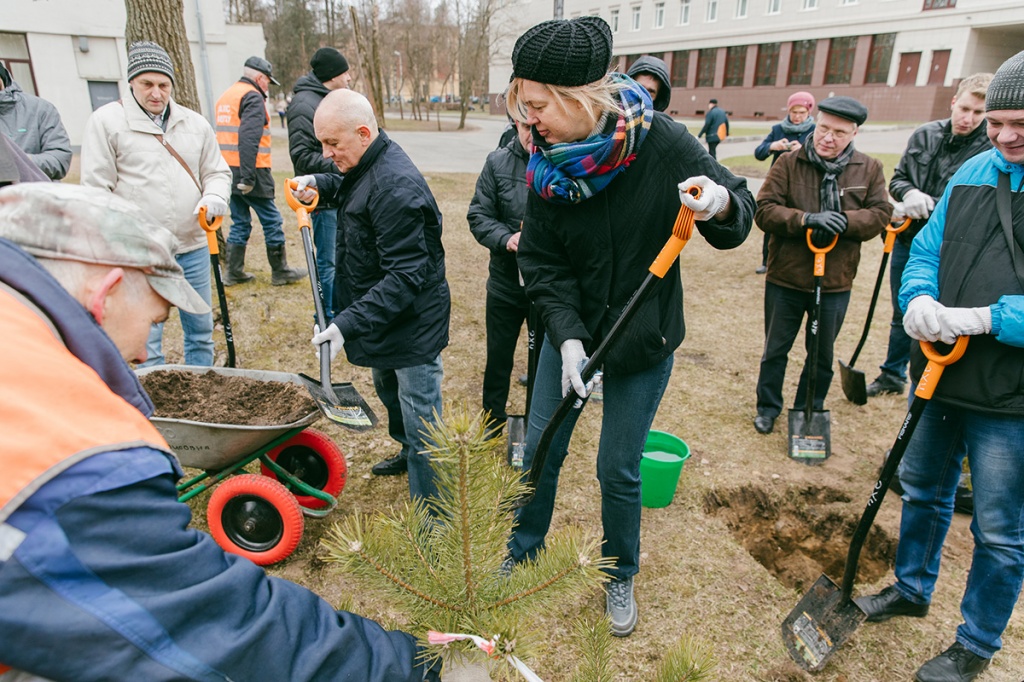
[{"xmin": 152, "ymin": 163, "xmax": 1024, "ymax": 681}]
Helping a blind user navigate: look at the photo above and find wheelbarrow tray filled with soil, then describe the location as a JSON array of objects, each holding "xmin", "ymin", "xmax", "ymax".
[{"xmin": 137, "ymin": 365, "xmax": 321, "ymax": 470}]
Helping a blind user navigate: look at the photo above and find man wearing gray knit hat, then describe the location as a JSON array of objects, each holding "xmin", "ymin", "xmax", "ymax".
[{"xmin": 855, "ymin": 49, "xmax": 1024, "ymax": 682}]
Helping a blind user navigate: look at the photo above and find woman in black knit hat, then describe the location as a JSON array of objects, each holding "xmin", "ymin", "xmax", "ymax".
[{"xmin": 504, "ymin": 15, "xmax": 756, "ymax": 638}]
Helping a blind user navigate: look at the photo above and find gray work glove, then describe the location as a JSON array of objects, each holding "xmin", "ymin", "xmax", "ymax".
[
  {"xmin": 236, "ymin": 182, "xmax": 254, "ymax": 195},
  {"xmin": 312, "ymin": 323, "xmax": 345, "ymax": 362},
  {"xmin": 902, "ymin": 189, "xmax": 935, "ymax": 220},
  {"xmin": 559, "ymin": 339, "xmax": 590, "ymax": 398},
  {"xmin": 903, "ymin": 295, "xmax": 946, "ymax": 342},
  {"xmin": 291, "ymin": 174, "xmax": 317, "ymax": 203},
  {"xmin": 935, "ymin": 306, "xmax": 992, "ymax": 344},
  {"xmin": 678, "ymin": 175, "xmax": 730, "ymax": 221}
]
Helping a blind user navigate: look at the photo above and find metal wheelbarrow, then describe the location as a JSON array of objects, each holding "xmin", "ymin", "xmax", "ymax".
[{"xmin": 137, "ymin": 365, "xmax": 350, "ymax": 566}]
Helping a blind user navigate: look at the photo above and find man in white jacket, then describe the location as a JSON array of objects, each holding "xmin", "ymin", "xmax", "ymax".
[{"xmin": 81, "ymin": 41, "xmax": 231, "ymax": 367}]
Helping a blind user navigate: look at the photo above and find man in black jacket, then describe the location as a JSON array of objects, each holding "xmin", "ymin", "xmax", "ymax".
[
  {"xmin": 287, "ymin": 47, "xmax": 352, "ymax": 319},
  {"xmin": 626, "ymin": 56, "xmax": 671, "ymax": 113},
  {"xmin": 291, "ymin": 89, "xmax": 450, "ymax": 501},
  {"xmin": 866, "ymin": 72, "xmax": 993, "ymax": 397}
]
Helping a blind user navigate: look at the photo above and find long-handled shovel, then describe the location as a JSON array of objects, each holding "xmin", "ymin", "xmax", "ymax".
[
  {"xmin": 198, "ymin": 207, "xmax": 235, "ymax": 368},
  {"xmin": 788, "ymin": 231, "xmax": 838, "ymax": 465},
  {"xmin": 283, "ymin": 178, "xmax": 377, "ymax": 432},
  {"xmin": 839, "ymin": 218, "xmax": 912, "ymax": 405},
  {"xmin": 782, "ymin": 336, "xmax": 968, "ymax": 672},
  {"xmin": 507, "ymin": 291, "xmax": 540, "ymax": 470},
  {"xmin": 516, "ymin": 187, "xmax": 701, "ymax": 507}
]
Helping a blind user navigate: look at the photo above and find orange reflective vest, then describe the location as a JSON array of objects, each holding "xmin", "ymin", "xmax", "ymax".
[{"xmin": 215, "ymin": 81, "xmax": 272, "ymax": 169}]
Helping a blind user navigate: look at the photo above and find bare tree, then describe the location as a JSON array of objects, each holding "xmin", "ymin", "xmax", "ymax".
[
  {"xmin": 349, "ymin": 2, "xmax": 387, "ymax": 125},
  {"xmin": 125, "ymin": 0, "xmax": 201, "ymax": 111},
  {"xmin": 453, "ymin": 0, "xmax": 509, "ymax": 128}
]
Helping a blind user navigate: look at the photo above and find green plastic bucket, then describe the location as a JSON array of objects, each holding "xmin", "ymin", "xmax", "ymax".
[{"xmin": 640, "ymin": 430, "xmax": 691, "ymax": 508}]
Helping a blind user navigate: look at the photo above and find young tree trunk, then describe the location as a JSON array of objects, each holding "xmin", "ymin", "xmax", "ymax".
[{"xmin": 124, "ymin": 0, "xmax": 201, "ymax": 112}]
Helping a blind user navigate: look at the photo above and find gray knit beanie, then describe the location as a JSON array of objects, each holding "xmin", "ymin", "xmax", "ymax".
[
  {"xmin": 127, "ymin": 41, "xmax": 175, "ymax": 84},
  {"xmin": 512, "ymin": 16, "xmax": 612, "ymax": 87},
  {"xmin": 986, "ymin": 50, "xmax": 1024, "ymax": 112}
]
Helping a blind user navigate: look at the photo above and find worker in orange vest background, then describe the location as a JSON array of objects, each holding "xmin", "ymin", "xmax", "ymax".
[{"xmin": 215, "ymin": 56, "xmax": 306, "ymax": 287}]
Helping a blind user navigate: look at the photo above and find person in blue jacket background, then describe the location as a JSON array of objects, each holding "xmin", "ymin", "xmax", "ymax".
[{"xmin": 854, "ymin": 50, "xmax": 1024, "ymax": 682}]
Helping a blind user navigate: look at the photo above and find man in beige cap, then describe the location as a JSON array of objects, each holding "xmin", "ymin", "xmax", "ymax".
[{"xmin": 0, "ymin": 183, "xmax": 439, "ymax": 680}]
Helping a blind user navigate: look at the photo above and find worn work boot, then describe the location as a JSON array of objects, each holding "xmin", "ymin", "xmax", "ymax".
[
  {"xmin": 854, "ymin": 585, "xmax": 929, "ymax": 623},
  {"xmin": 606, "ymin": 577, "xmax": 638, "ymax": 637},
  {"xmin": 866, "ymin": 372, "xmax": 907, "ymax": 397},
  {"xmin": 371, "ymin": 453, "xmax": 408, "ymax": 476},
  {"xmin": 223, "ymin": 244, "xmax": 255, "ymax": 286},
  {"xmin": 915, "ymin": 642, "xmax": 990, "ymax": 682},
  {"xmin": 267, "ymin": 244, "xmax": 307, "ymax": 286}
]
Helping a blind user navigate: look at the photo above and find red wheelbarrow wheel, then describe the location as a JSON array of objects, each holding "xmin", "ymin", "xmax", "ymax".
[
  {"xmin": 261, "ymin": 428, "xmax": 347, "ymax": 510},
  {"xmin": 208, "ymin": 474, "xmax": 304, "ymax": 566}
]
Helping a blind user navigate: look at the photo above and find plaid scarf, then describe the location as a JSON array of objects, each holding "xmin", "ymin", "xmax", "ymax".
[
  {"xmin": 527, "ymin": 73, "xmax": 653, "ymax": 204},
  {"xmin": 804, "ymin": 141, "xmax": 856, "ymax": 212}
]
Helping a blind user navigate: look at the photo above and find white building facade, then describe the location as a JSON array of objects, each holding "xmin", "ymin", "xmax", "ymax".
[
  {"xmin": 0, "ymin": 0, "xmax": 265, "ymax": 146},
  {"xmin": 489, "ymin": 0, "xmax": 1024, "ymax": 121}
]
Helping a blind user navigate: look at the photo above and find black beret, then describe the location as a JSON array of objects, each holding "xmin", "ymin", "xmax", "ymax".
[
  {"xmin": 817, "ymin": 96, "xmax": 868, "ymax": 126},
  {"xmin": 512, "ymin": 16, "xmax": 613, "ymax": 87}
]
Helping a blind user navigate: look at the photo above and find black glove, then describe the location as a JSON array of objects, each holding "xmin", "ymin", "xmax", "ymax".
[{"xmin": 804, "ymin": 211, "xmax": 848, "ymax": 234}]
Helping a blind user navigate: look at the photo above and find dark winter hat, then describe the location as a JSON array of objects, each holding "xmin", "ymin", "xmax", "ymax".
[
  {"xmin": 817, "ymin": 95, "xmax": 868, "ymax": 126},
  {"xmin": 244, "ymin": 56, "xmax": 280, "ymax": 86},
  {"xmin": 512, "ymin": 16, "xmax": 613, "ymax": 87},
  {"xmin": 986, "ymin": 50, "xmax": 1024, "ymax": 112},
  {"xmin": 627, "ymin": 55, "xmax": 671, "ymax": 112},
  {"xmin": 0, "ymin": 62, "xmax": 10, "ymax": 89},
  {"xmin": 127, "ymin": 41, "xmax": 175, "ymax": 84},
  {"xmin": 311, "ymin": 47, "xmax": 350, "ymax": 83}
]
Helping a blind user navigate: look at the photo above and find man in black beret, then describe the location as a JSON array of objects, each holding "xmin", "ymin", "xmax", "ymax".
[{"xmin": 752, "ymin": 95, "xmax": 891, "ymax": 436}]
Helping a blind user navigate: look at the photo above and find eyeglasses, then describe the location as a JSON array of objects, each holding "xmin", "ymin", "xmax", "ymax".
[{"xmin": 817, "ymin": 124, "xmax": 855, "ymax": 141}]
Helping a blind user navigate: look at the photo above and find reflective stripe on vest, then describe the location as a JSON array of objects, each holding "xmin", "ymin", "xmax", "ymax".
[
  {"xmin": 215, "ymin": 81, "xmax": 272, "ymax": 168},
  {"xmin": 0, "ymin": 288, "xmax": 171, "ymax": 522}
]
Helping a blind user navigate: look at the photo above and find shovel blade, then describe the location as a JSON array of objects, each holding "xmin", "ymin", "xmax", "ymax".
[
  {"xmin": 788, "ymin": 408, "xmax": 831, "ymax": 465},
  {"xmin": 782, "ymin": 573, "xmax": 867, "ymax": 672},
  {"xmin": 298, "ymin": 373, "xmax": 377, "ymax": 432},
  {"xmin": 839, "ymin": 360, "xmax": 867, "ymax": 405},
  {"xmin": 506, "ymin": 415, "xmax": 526, "ymax": 471}
]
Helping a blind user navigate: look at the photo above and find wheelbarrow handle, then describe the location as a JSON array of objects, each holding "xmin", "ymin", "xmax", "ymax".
[
  {"xmin": 284, "ymin": 178, "xmax": 320, "ymax": 229},
  {"xmin": 198, "ymin": 206, "xmax": 224, "ymax": 256},
  {"xmin": 882, "ymin": 217, "xmax": 912, "ymax": 254}
]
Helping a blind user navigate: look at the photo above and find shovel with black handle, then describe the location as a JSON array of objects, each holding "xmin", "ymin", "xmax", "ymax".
[
  {"xmin": 839, "ymin": 218, "xmax": 911, "ymax": 405},
  {"xmin": 198, "ymin": 207, "xmax": 235, "ymax": 368},
  {"xmin": 782, "ymin": 336, "xmax": 968, "ymax": 672}
]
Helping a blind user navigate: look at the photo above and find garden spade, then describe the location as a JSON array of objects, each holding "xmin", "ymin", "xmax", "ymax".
[
  {"xmin": 506, "ymin": 289, "xmax": 540, "ymax": 471},
  {"xmin": 198, "ymin": 207, "xmax": 235, "ymax": 368},
  {"xmin": 788, "ymin": 230, "xmax": 837, "ymax": 465},
  {"xmin": 782, "ymin": 336, "xmax": 969, "ymax": 673},
  {"xmin": 284, "ymin": 178, "xmax": 376, "ymax": 432},
  {"xmin": 517, "ymin": 187, "xmax": 701, "ymax": 507},
  {"xmin": 839, "ymin": 218, "xmax": 911, "ymax": 405}
]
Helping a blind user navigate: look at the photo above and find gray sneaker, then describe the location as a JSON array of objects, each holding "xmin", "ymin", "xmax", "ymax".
[{"xmin": 605, "ymin": 577, "xmax": 638, "ymax": 637}]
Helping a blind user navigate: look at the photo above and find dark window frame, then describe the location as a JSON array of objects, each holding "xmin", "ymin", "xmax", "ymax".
[
  {"xmin": 724, "ymin": 45, "xmax": 746, "ymax": 87},
  {"xmin": 923, "ymin": 0, "xmax": 956, "ymax": 8},
  {"xmin": 670, "ymin": 50, "xmax": 689, "ymax": 87},
  {"xmin": 755, "ymin": 43, "xmax": 780, "ymax": 86},
  {"xmin": 824, "ymin": 35, "xmax": 858, "ymax": 84},
  {"xmin": 787, "ymin": 39, "xmax": 816, "ymax": 86},
  {"xmin": 697, "ymin": 47, "xmax": 717, "ymax": 88},
  {"xmin": 865, "ymin": 33, "xmax": 895, "ymax": 84}
]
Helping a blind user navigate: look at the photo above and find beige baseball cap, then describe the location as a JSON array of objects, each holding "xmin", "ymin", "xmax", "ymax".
[{"xmin": 0, "ymin": 183, "xmax": 210, "ymax": 314}]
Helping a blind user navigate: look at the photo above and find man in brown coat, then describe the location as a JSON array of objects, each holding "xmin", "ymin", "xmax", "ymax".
[{"xmin": 752, "ymin": 96, "xmax": 891, "ymax": 434}]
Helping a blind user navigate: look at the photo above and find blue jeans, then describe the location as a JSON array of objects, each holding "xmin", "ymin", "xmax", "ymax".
[
  {"xmin": 139, "ymin": 247, "xmax": 214, "ymax": 367},
  {"xmin": 227, "ymin": 194, "xmax": 286, "ymax": 247},
  {"xmin": 893, "ymin": 400, "xmax": 1024, "ymax": 658},
  {"xmin": 879, "ymin": 239, "xmax": 911, "ymax": 380},
  {"xmin": 371, "ymin": 355, "xmax": 444, "ymax": 502},
  {"xmin": 509, "ymin": 340, "xmax": 674, "ymax": 581},
  {"xmin": 312, "ymin": 208, "xmax": 337, "ymax": 319}
]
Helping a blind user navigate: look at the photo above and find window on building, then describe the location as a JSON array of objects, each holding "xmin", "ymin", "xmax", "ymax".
[
  {"xmin": 802, "ymin": 0, "xmax": 817, "ymax": 9},
  {"xmin": 736, "ymin": 0, "xmax": 748, "ymax": 17},
  {"xmin": 0, "ymin": 32, "xmax": 36, "ymax": 96},
  {"xmin": 88, "ymin": 81, "xmax": 120, "ymax": 111},
  {"xmin": 766, "ymin": 0, "xmax": 781, "ymax": 13},
  {"xmin": 755, "ymin": 43, "xmax": 780, "ymax": 85},
  {"xmin": 697, "ymin": 47, "xmax": 716, "ymax": 87},
  {"xmin": 788, "ymin": 39, "xmax": 816, "ymax": 85},
  {"xmin": 865, "ymin": 33, "xmax": 895, "ymax": 83},
  {"xmin": 679, "ymin": 0, "xmax": 692, "ymax": 23},
  {"xmin": 724, "ymin": 46, "xmax": 746, "ymax": 86},
  {"xmin": 825, "ymin": 36, "xmax": 858, "ymax": 84},
  {"xmin": 923, "ymin": 0, "xmax": 956, "ymax": 8},
  {"xmin": 671, "ymin": 50, "xmax": 690, "ymax": 87},
  {"xmin": 610, "ymin": 8, "xmax": 620, "ymax": 31},
  {"xmin": 841, "ymin": 0, "xmax": 857, "ymax": 4},
  {"xmin": 631, "ymin": 5, "xmax": 642, "ymax": 29},
  {"xmin": 654, "ymin": 2, "xmax": 666, "ymax": 26},
  {"xmin": 707, "ymin": 0, "xmax": 719, "ymax": 21}
]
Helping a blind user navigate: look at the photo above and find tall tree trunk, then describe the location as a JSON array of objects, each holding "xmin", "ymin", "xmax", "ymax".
[
  {"xmin": 349, "ymin": 5, "xmax": 386, "ymax": 126},
  {"xmin": 125, "ymin": 0, "xmax": 201, "ymax": 112}
]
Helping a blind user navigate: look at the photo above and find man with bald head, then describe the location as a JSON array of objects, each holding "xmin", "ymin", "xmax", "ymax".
[{"xmin": 292, "ymin": 89, "xmax": 450, "ymax": 500}]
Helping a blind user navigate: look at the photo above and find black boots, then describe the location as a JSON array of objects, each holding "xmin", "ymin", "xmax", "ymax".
[
  {"xmin": 223, "ymin": 244, "xmax": 254, "ymax": 286},
  {"xmin": 854, "ymin": 585, "xmax": 929, "ymax": 622},
  {"xmin": 267, "ymin": 244, "xmax": 307, "ymax": 286}
]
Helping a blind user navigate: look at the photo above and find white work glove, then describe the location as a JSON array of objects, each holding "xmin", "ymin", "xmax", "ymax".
[
  {"xmin": 903, "ymin": 295, "xmax": 946, "ymax": 342},
  {"xmin": 559, "ymin": 339, "xmax": 590, "ymax": 399},
  {"xmin": 193, "ymin": 194, "xmax": 228, "ymax": 217},
  {"xmin": 678, "ymin": 176, "xmax": 730, "ymax": 221},
  {"xmin": 236, "ymin": 182, "xmax": 254, "ymax": 195},
  {"xmin": 902, "ymin": 189, "xmax": 935, "ymax": 220},
  {"xmin": 935, "ymin": 306, "xmax": 992, "ymax": 344},
  {"xmin": 291, "ymin": 175, "xmax": 317, "ymax": 203},
  {"xmin": 890, "ymin": 201, "xmax": 907, "ymax": 222},
  {"xmin": 312, "ymin": 323, "xmax": 345, "ymax": 362}
]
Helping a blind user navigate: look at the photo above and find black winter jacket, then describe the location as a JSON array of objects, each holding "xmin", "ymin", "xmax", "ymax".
[
  {"xmin": 287, "ymin": 73, "xmax": 342, "ymax": 208},
  {"xmin": 467, "ymin": 135, "xmax": 529, "ymax": 303},
  {"xmin": 889, "ymin": 119, "xmax": 991, "ymax": 244},
  {"xmin": 518, "ymin": 112, "xmax": 754, "ymax": 376},
  {"xmin": 698, "ymin": 106, "xmax": 729, "ymax": 144},
  {"xmin": 314, "ymin": 131, "xmax": 450, "ymax": 369},
  {"xmin": 229, "ymin": 77, "xmax": 276, "ymax": 198},
  {"xmin": 626, "ymin": 56, "xmax": 671, "ymax": 112}
]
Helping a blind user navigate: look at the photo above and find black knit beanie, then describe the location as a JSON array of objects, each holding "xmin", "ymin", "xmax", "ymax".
[
  {"xmin": 512, "ymin": 16, "xmax": 612, "ymax": 87},
  {"xmin": 311, "ymin": 47, "xmax": 349, "ymax": 83},
  {"xmin": 987, "ymin": 50, "xmax": 1024, "ymax": 112}
]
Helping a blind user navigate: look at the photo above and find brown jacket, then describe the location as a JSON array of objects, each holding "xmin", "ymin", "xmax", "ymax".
[{"xmin": 756, "ymin": 146, "xmax": 891, "ymax": 293}]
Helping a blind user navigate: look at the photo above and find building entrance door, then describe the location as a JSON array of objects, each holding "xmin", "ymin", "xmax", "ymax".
[{"xmin": 897, "ymin": 52, "xmax": 921, "ymax": 86}]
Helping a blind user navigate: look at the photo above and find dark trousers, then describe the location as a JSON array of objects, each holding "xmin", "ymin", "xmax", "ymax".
[
  {"xmin": 707, "ymin": 140, "xmax": 719, "ymax": 159},
  {"xmin": 483, "ymin": 289, "xmax": 535, "ymax": 424},
  {"xmin": 879, "ymin": 239, "xmax": 912, "ymax": 381},
  {"xmin": 755, "ymin": 282, "xmax": 851, "ymax": 418},
  {"xmin": 761, "ymin": 233, "xmax": 770, "ymax": 267}
]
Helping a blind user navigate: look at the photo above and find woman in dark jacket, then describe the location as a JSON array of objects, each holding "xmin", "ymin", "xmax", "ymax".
[
  {"xmin": 753, "ymin": 91, "xmax": 816, "ymax": 273},
  {"xmin": 504, "ymin": 16, "xmax": 755, "ymax": 638}
]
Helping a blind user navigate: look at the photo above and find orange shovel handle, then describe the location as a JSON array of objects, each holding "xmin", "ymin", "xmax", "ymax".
[
  {"xmin": 197, "ymin": 206, "xmax": 223, "ymax": 255},
  {"xmin": 915, "ymin": 337, "xmax": 969, "ymax": 400},
  {"xmin": 650, "ymin": 185, "xmax": 702, "ymax": 278},
  {"xmin": 883, "ymin": 217, "xmax": 912, "ymax": 254},
  {"xmin": 284, "ymin": 178, "xmax": 319, "ymax": 229},
  {"xmin": 805, "ymin": 229, "xmax": 838, "ymax": 278}
]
